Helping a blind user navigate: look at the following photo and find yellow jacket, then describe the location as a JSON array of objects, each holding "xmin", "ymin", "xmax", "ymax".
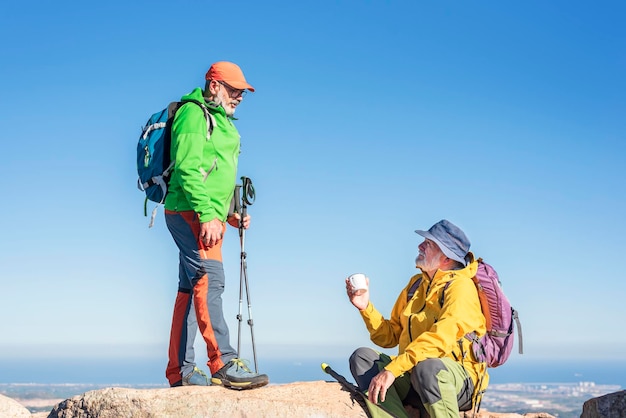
[{"xmin": 359, "ymin": 253, "xmax": 488, "ymax": 387}]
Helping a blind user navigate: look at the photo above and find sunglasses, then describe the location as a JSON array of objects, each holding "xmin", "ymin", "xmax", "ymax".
[{"xmin": 218, "ymin": 81, "xmax": 247, "ymax": 98}]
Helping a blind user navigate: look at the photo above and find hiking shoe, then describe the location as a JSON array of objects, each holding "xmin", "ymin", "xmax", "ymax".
[
  {"xmin": 211, "ymin": 358, "xmax": 269, "ymax": 390},
  {"xmin": 181, "ymin": 367, "xmax": 210, "ymax": 386}
]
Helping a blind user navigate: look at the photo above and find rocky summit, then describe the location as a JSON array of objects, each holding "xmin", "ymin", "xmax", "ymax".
[
  {"xmin": 581, "ymin": 390, "xmax": 626, "ymax": 418},
  {"xmin": 1, "ymin": 380, "xmax": 623, "ymax": 417}
]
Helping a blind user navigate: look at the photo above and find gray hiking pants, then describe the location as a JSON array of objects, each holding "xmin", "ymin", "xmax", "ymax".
[
  {"xmin": 349, "ymin": 347, "xmax": 474, "ymax": 418},
  {"xmin": 164, "ymin": 210, "xmax": 237, "ymax": 385}
]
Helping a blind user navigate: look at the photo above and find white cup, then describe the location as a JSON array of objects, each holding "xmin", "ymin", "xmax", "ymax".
[{"xmin": 348, "ymin": 273, "xmax": 368, "ymax": 295}]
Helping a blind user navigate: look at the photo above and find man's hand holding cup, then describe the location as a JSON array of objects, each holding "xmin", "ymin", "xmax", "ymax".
[{"xmin": 346, "ymin": 273, "xmax": 369, "ymax": 310}]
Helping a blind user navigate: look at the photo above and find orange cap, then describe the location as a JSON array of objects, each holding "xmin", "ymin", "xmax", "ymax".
[{"xmin": 205, "ymin": 61, "xmax": 255, "ymax": 92}]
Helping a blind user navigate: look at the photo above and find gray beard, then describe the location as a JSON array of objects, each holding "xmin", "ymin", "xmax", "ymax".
[{"xmin": 214, "ymin": 92, "xmax": 236, "ymax": 117}]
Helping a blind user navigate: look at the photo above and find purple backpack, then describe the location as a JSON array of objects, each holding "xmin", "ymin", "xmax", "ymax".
[
  {"xmin": 464, "ymin": 259, "xmax": 523, "ymax": 367},
  {"xmin": 426, "ymin": 259, "xmax": 523, "ymax": 367},
  {"xmin": 406, "ymin": 258, "xmax": 523, "ymax": 367}
]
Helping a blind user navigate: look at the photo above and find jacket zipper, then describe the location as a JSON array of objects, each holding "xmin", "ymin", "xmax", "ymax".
[
  {"xmin": 199, "ymin": 158, "xmax": 218, "ymax": 182},
  {"xmin": 408, "ymin": 280, "xmax": 433, "ymax": 341}
]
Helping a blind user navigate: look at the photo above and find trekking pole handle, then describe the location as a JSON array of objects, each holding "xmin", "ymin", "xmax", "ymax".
[
  {"xmin": 241, "ymin": 201, "xmax": 247, "ymax": 222},
  {"xmin": 240, "ymin": 176, "xmax": 254, "ymax": 228},
  {"xmin": 233, "ymin": 185, "xmax": 242, "ymax": 217},
  {"xmin": 241, "ymin": 176, "xmax": 255, "ymax": 206}
]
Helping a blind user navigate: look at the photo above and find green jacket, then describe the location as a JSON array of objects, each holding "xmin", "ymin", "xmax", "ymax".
[
  {"xmin": 164, "ymin": 88, "xmax": 240, "ymax": 223},
  {"xmin": 360, "ymin": 253, "xmax": 488, "ymax": 387}
]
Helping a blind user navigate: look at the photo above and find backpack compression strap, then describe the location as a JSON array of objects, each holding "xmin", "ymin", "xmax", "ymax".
[{"xmin": 512, "ymin": 309, "xmax": 523, "ymax": 354}]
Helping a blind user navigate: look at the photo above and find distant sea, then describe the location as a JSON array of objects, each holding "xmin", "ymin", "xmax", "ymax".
[{"xmin": 1, "ymin": 357, "xmax": 625, "ymax": 389}]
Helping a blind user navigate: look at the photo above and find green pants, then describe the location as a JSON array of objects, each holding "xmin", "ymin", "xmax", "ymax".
[{"xmin": 349, "ymin": 347, "xmax": 474, "ymax": 418}]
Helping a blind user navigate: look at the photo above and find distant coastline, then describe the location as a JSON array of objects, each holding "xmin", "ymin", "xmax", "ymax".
[{"xmin": 1, "ymin": 357, "xmax": 625, "ymax": 388}]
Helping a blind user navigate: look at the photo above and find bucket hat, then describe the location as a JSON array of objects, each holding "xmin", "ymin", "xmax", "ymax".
[{"xmin": 415, "ymin": 219, "xmax": 470, "ymax": 266}]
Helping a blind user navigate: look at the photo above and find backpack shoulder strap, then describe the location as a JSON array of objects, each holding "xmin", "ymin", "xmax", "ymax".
[
  {"xmin": 179, "ymin": 99, "xmax": 215, "ymax": 139},
  {"xmin": 408, "ymin": 277, "xmax": 453, "ymax": 306},
  {"xmin": 406, "ymin": 277, "xmax": 423, "ymax": 301}
]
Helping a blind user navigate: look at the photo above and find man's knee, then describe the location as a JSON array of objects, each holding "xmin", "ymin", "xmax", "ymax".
[
  {"xmin": 349, "ymin": 347, "xmax": 377, "ymax": 373},
  {"xmin": 411, "ymin": 358, "xmax": 448, "ymax": 405},
  {"xmin": 411, "ymin": 358, "xmax": 474, "ymax": 412},
  {"xmin": 203, "ymin": 259, "xmax": 226, "ymax": 289},
  {"xmin": 349, "ymin": 347, "xmax": 381, "ymax": 391}
]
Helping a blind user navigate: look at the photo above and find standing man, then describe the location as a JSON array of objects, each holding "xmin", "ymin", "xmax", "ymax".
[
  {"xmin": 164, "ymin": 61, "xmax": 268, "ymax": 389},
  {"xmin": 347, "ymin": 220, "xmax": 488, "ymax": 417}
]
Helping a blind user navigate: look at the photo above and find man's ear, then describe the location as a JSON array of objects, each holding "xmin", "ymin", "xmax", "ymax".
[{"xmin": 208, "ymin": 80, "xmax": 221, "ymax": 95}]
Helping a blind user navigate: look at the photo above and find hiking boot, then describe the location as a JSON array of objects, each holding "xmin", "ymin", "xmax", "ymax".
[
  {"xmin": 180, "ymin": 367, "xmax": 210, "ymax": 386},
  {"xmin": 211, "ymin": 358, "xmax": 269, "ymax": 390}
]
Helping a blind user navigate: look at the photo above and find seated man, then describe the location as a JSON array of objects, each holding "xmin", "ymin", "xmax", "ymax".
[{"xmin": 346, "ymin": 219, "xmax": 488, "ymax": 418}]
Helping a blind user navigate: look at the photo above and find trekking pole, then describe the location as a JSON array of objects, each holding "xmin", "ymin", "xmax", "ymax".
[
  {"xmin": 234, "ymin": 176, "xmax": 258, "ymax": 372},
  {"xmin": 321, "ymin": 363, "xmax": 398, "ymax": 418}
]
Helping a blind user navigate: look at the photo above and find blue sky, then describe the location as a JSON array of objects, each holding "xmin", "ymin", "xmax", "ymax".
[{"xmin": 1, "ymin": 0, "xmax": 625, "ymax": 383}]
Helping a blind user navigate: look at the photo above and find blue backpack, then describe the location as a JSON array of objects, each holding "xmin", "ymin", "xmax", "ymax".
[{"xmin": 137, "ymin": 99, "xmax": 214, "ymax": 227}]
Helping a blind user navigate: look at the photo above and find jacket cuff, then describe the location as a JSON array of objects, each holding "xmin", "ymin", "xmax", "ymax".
[
  {"xmin": 384, "ymin": 362, "xmax": 403, "ymax": 378},
  {"xmin": 359, "ymin": 301, "xmax": 374, "ymax": 314},
  {"xmin": 199, "ymin": 209, "xmax": 217, "ymax": 223}
]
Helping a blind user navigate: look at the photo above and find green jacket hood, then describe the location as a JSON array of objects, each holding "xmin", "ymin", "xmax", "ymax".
[{"xmin": 181, "ymin": 87, "xmax": 231, "ymax": 119}]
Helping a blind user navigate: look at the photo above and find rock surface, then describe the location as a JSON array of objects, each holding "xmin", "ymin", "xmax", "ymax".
[
  {"xmin": 48, "ymin": 382, "xmax": 365, "ymax": 418},
  {"xmin": 581, "ymin": 390, "xmax": 626, "ymax": 418},
  {"xmin": 2, "ymin": 381, "xmax": 564, "ymax": 417},
  {"xmin": 0, "ymin": 393, "xmax": 32, "ymax": 418}
]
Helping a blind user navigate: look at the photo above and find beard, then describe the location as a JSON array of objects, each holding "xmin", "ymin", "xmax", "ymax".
[
  {"xmin": 214, "ymin": 89, "xmax": 238, "ymax": 117},
  {"xmin": 415, "ymin": 252, "xmax": 439, "ymax": 274}
]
